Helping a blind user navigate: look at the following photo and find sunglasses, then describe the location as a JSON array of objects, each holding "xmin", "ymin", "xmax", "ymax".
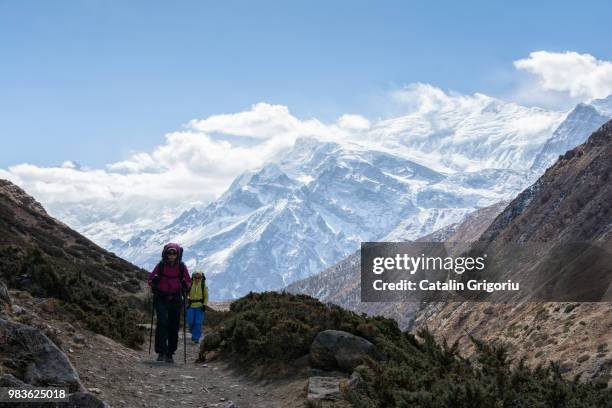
[{"xmin": 166, "ymin": 251, "xmax": 178, "ymax": 255}]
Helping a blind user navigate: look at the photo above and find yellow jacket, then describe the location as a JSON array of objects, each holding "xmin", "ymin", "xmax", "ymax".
[{"xmin": 188, "ymin": 278, "xmax": 208, "ymax": 308}]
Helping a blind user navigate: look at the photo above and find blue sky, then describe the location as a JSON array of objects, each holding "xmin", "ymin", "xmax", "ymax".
[{"xmin": 1, "ymin": 0, "xmax": 612, "ymax": 169}]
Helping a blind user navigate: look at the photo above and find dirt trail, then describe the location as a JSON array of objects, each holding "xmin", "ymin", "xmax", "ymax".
[{"xmin": 69, "ymin": 325, "xmax": 308, "ymax": 408}]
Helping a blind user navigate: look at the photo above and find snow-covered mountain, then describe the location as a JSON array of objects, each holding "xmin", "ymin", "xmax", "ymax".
[
  {"xmin": 113, "ymin": 139, "xmax": 491, "ymax": 299},
  {"xmin": 101, "ymin": 95, "xmax": 611, "ymax": 299},
  {"xmin": 358, "ymin": 92, "xmax": 566, "ymax": 173},
  {"xmin": 530, "ymin": 95, "xmax": 612, "ymax": 174}
]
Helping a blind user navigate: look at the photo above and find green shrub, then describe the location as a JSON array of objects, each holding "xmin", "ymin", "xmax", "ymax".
[
  {"xmin": 346, "ymin": 334, "xmax": 610, "ymax": 407},
  {"xmin": 202, "ymin": 291, "xmax": 401, "ymax": 361}
]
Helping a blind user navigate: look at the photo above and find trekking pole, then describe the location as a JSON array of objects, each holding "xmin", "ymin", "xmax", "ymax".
[
  {"xmin": 148, "ymin": 293, "xmax": 154, "ymax": 354},
  {"xmin": 183, "ymin": 291, "xmax": 187, "ymax": 364}
]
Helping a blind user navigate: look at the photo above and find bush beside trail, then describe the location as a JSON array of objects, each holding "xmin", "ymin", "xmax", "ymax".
[
  {"xmin": 203, "ymin": 292, "xmax": 611, "ymax": 407},
  {"xmin": 202, "ymin": 291, "xmax": 400, "ymax": 361}
]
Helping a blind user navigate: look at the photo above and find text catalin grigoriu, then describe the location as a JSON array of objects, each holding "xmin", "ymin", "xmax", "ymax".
[{"xmin": 360, "ymin": 242, "xmax": 612, "ymax": 303}]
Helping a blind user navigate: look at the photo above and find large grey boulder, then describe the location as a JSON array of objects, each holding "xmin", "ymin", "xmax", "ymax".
[
  {"xmin": 0, "ymin": 318, "xmax": 83, "ymax": 392},
  {"xmin": 310, "ymin": 330, "xmax": 378, "ymax": 372},
  {"xmin": 0, "ymin": 319, "xmax": 109, "ymax": 407}
]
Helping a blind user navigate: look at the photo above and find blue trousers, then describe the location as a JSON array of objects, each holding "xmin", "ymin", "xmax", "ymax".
[{"xmin": 186, "ymin": 307, "xmax": 205, "ymax": 342}]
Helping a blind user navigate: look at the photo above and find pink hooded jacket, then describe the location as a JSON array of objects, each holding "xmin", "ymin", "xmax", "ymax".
[{"xmin": 147, "ymin": 243, "xmax": 191, "ymax": 297}]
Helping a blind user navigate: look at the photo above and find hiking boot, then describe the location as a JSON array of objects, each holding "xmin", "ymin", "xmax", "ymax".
[
  {"xmin": 156, "ymin": 353, "xmax": 164, "ymax": 362},
  {"xmin": 165, "ymin": 354, "xmax": 174, "ymax": 363}
]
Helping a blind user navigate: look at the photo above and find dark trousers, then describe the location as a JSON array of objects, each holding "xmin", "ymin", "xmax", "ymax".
[{"xmin": 154, "ymin": 294, "xmax": 182, "ymax": 356}]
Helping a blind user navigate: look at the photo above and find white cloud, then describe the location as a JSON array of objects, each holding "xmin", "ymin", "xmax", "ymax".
[
  {"xmin": 337, "ymin": 114, "xmax": 370, "ymax": 130},
  {"xmin": 389, "ymin": 83, "xmax": 491, "ymax": 115},
  {"xmin": 513, "ymin": 51, "xmax": 612, "ymax": 101},
  {"xmin": 60, "ymin": 160, "xmax": 77, "ymax": 169},
  {"xmin": 108, "ymin": 153, "xmax": 155, "ymax": 172},
  {"xmin": 187, "ymin": 102, "xmax": 334, "ymax": 140},
  {"xmin": 390, "ymin": 82, "xmax": 449, "ymax": 110},
  {"xmin": 108, "ymin": 103, "xmax": 358, "ymax": 181}
]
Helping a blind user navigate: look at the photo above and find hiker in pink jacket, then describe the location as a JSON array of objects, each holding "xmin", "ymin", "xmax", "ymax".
[{"xmin": 148, "ymin": 243, "xmax": 191, "ymax": 363}]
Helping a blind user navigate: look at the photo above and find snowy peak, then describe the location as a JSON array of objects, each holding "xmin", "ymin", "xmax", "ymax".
[
  {"xmin": 274, "ymin": 137, "xmax": 344, "ymax": 182},
  {"xmin": 530, "ymin": 96, "xmax": 612, "ymax": 174},
  {"xmin": 365, "ymin": 94, "xmax": 565, "ymax": 173},
  {"xmin": 250, "ymin": 163, "xmax": 294, "ymax": 187},
  {"xmin": 275, "ymin": 139, "xmax": 446, "ymax": 195},
  {"xmin": 590, "ymin": 94, "xmax": 612, "ymax": 117}
]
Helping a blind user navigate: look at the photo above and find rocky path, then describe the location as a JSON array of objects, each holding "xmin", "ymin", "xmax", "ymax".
[{"xmin": 70, "ymin": 326, "xmax": 308, "ymax": 408}]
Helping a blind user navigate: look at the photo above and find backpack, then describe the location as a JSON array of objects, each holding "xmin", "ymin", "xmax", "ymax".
[
  {"xmin": 187, "ymin": 274, "xmax": 207, "ymax": 308},
  {"xmin": 152, "ymin": 244, "xmax": 187, "ymax": 293}
]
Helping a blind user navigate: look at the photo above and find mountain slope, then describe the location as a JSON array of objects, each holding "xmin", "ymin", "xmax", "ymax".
[
  {"xmin": 414, "ymin": 120, "xmax": 612, "ymax": 380},
  {"xmin": 0, "ymin": 179, "xmax": 148, "ymax": 345},
  {"xmin": 482, "ymin": 119, "xmax": 612, "ymax": 244}
]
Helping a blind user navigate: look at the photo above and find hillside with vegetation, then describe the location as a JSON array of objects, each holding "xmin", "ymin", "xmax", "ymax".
[{"xmin": 0, "ymin": 179, "xmax": 149, "ymax": 346}]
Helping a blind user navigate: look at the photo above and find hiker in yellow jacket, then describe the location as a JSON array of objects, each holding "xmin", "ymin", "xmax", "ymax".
[{"xmin": 186, "ymin": 271, "xmax": 208, "ymax": 344}]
